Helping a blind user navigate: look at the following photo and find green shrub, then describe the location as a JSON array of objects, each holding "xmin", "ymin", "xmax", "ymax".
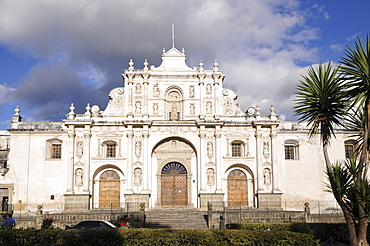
[
  {"xmin": 0, "ymin": 228, "xmax": 314, "ymax": 246},
  {"xmin": 227, "ymin": 222, "xmax": 349, "ymax": 244}
]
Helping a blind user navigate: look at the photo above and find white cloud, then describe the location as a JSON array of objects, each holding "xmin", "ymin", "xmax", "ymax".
[
  {"xmin": 0, "ymin": 84, "xmax": 15, "ymax": 104},
  {"xmin": 0, "ymin": 0, "xmax": 324, "ymax": 122}
]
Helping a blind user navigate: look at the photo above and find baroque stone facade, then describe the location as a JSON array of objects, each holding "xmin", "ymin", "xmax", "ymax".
[{"xmin": 0, "ymin": 47, "xmax": 355, "ymax": 214}]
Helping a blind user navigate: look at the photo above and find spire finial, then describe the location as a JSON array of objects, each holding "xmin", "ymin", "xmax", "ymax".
[{"xmin": 172, "ymin": 22, "xmax": 175, "ymax": 48}]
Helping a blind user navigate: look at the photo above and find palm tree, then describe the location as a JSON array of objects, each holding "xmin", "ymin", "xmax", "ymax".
[
  {"xmin": 294, "ymin": 62, "xmax": 347, "ymax": 168},
  {"xmin": 293, "ymin": 62, "xmax": 356, "ymax": 243},
  {"xmin": 339, "ymin": 35, "xmax": 370, "ymax": 246}
]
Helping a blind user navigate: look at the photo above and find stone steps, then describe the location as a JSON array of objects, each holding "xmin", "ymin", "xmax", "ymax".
[{"xmin": 144, "ymin": 209, "xmax": 208, "ymax": 229}]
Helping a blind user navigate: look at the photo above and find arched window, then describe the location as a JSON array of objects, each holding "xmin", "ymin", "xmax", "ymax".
[{"xmin": 284, "ymin": 140, "xmax": 299, "ymax": 160}]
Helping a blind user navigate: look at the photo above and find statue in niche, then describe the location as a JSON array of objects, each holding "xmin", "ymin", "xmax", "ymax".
[
  {"xmin": 170, "ymin": 103, "xmax": 178, "ymax": 121},
  {"xmin": 207, "ymin": 142, "xmax": 214, "ymax": 158},
  {"xmin": 263, "ymin": 168, "xmax": 271, "ymax": 186},
  {"xmin": 135, "ymin": 141, "xmax": 142, "ymax": 158},
  {"xmin": 207, "ymin": 168, "xmax": 215, "ymax": 186},
  {"xmin": 153, "ymin": 84, "xmax": 159, "ymax": 97},
  {"xmin": 135, "ymin": 83, "xmax": 142, "ymax": 94},
  {"xmin": 263, "ymin": 142, "xmax": 270, "ymax": 159},
  {"xmin": 75, "ymin": 168, "xmax": 83, "ymax": 187},
  {"xmin": 76, "ymin": 142, "xmax": 83, "ymax": 159},
  {"xmin": 134, "ymin": 168, "xmax": 142, "ymax": 186},
  {"xmin": 206, "ymin": 101, "xmax": 212, "ymax": 114},
  {"xmin": 189, "ymin": 86, "xmax": 195, "ymax": 98},
  {"xmin": 153, "ymin": 103, "xmax": 158, "ymax": 115},
  {"xmin": 135, "ymin": 101, "xmax": 142, "ymax": 114},
  {"xmin": 190, "ymin": 103, "xmax": 195, "ymax": 115},
  {"xmin": 206, "ymin": 84, "xmax": 212, "ymax": 94}
]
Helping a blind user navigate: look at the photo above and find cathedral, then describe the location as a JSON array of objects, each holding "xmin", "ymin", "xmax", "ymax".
[{"xmin": 0, "ymin": 46, "xmax": 354, "ymax": 214}]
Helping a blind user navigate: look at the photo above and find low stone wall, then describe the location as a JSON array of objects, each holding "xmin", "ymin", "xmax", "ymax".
[{"xmin": 14, "ymin": 212, "xmax": 145, "ymax": 229}]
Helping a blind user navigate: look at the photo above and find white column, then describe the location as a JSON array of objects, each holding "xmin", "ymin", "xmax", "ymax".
[
  {"xmin": 66, "ymin": 127, "xmax": 75, "ymax": 193},
  {"xmin": 142, "ymin": 131, "xmax": 149, "ymax": 192},
  {"xmin": 143, "ymin": 81, "xmax": 149, "ymax": 116},
  {"xmin": 126, "ymin": 132, "xmax": 134, "ymax": 193},
  {"xmin": 255, "ymin": 125, "xmax": 264, "ymax": 191},
  {"xmin": 215, "ymin": 132, "xmax": 222, "ymax": 192},
  {"xmin": 198, "ymin": 71, "xmax": 206, "ymax": 119},
  {"xmin": 199, "ymin": 132, "xmax": 206, "ymax": 191},
  {"xmin": 83, "ymin": 128, "xmax": 91, "ymax": 193},
  {"xmin": 271, "ymin": 125, "xmax": 280, "ymax": 192}
]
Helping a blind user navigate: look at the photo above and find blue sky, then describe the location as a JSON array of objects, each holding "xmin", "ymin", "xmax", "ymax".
[{"xmin": 0, "ymin": 0, "xmax": 369, "ymax": 130}]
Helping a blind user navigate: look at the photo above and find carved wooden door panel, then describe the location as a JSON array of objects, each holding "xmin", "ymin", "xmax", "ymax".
[
  {"xmin": 99, "ymin": 170, "xmax": 120, "ymax": 208},
  {"xmin": 227, "ymin": 169, "xmax": 248, "ymax": 206},
  {"xmin": 161, "ymin": 162, "xmax": 188, "ymax": 206},
  {"xmin": 174, "ymin": 175, "xmax": 187, "ymax": 206}
]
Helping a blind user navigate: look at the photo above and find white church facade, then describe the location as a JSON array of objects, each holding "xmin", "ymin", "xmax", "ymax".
[{"xmin": 0, "ymin": 46, "xmax": 355, "ymax": 214}]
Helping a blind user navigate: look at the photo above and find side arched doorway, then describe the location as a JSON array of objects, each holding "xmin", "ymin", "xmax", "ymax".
[
  {"xmin": 161, "ymin": 162, "xmax": 188, "ymax": 207},
  {"xmin": 99, "ymin": 170, "xmax": 120, "ymax": 207},
  {"xmin": 227, "ymin": 169, "xmax": 248, "ymax": 206}
]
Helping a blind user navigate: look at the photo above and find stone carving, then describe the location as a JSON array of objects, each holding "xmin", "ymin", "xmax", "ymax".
[
  {"xmin": 91, "ymin": 105, "xmax": 100, "ymax": 115},
  {"xmin": 189, "ymin": 86, "xmax": 195, "ymax": 98},
  {"xmin": 206, "ymin": 101, "xmax": 212, "ymax": 114},
  {"xmin": 103, "ymin": 88, "xmax": 124, "ymax": 115},
  {"xmin": 206, "ymin": 84, "xmax": 212, "ymax": 94},
  {"xmin": 222, "ymin": 89, "xmax": 245, "ymax": 116},
  {"xmin": 263, "ymin": 142, "xmax": 270, "ymax": 159},
  {"xmin": 190, "ymin": 103, "xmax": 195, "ymax": 115},
  {"xmin": 171, "ymin": 140, "xmax": 177, "ymax": 149},
  {"xmin": 263, "ymin": 168, "xmax": 271, "ymax": 186},
  {"xmin": 153, "ymin": 103, "xmax": 158, "ymax": 115},
  {"xmin": 135, "ymin": 83, "xmax": 142, "ymax": 94},
  {"xmin": 169, "ymin": 91, "xmax": 180, "ymax": 100},
  {"xmin": 224, "ymin": 98, "xmax": 233, "ymax": 115},
  {"xmin": 170, "ymin": 103, "xmax": 178, "ymax": 121},
  {"xmin": 207, "ymin": 142, "xmax": 214, "ymax": 158},
  {"xmin": 75, "ymin": 168, "xmax": 83, "ymax": 187},
  {"xmin": 76, "ymin": 141, "xmax": 83, "ymax": 159},
  {"xmin": 153, "ymin": 84, "xmax": 159, "ymax": 97},
  {"xmin": 207, "ymin": 168, "xmax": 215, "ymax": 186},
  {"xmin": 135, "ymin": 101, "xmax": 142, "ymax": 114},
  {"xmin": 134, "ymin": 168, "xmax": 142, "ymax": 186},
  {"xmin": 135, "ymin": 140, "xmax": 142, "ymax": 158}
]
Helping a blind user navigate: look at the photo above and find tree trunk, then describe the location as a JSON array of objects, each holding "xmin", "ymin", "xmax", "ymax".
[{"xmin": 353, "ymin": 100, "xmax": 370, "ymax": 246}]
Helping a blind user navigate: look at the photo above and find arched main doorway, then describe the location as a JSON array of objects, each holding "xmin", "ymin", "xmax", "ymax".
[
  {"xmin": 99, "ymin": 170, "xmax": 120, "ymax": 207},
  {"xmin": 227, "ymin": 169, "xmax": 248, "ymax": 206},
  {"xmin": 161, "ymin": 162, "xmax": 188, "ymax": 206}
]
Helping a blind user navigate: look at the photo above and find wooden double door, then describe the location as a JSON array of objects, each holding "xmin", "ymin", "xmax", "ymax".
[
  {"xmin": 227, "ymin": 169, "xmax": 248, "ymax": 206},
  {"xmin": 161, "ymin": 162, "xmax": 188, "ymax": 207},
  {"xmin": 99, "ymin": 170, "xmax": 120, "ymax": 208}
]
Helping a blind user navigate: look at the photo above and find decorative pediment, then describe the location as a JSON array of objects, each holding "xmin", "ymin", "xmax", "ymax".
[
  {"xmin": 222, "ymin": 89, "xmax": 245, "ymax": 116},
  {"xmin": 102, "ymin": 87, "xmax": 125, "ymax": 116},
  {"xmin": 153, "ymin": 47, "xmax": 192, "ymax": 70}
]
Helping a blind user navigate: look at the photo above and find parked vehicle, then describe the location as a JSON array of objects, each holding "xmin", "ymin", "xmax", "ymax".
[{"xmin": 65, "ymin": 220, "xmax": 117, "ymax": 229}]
